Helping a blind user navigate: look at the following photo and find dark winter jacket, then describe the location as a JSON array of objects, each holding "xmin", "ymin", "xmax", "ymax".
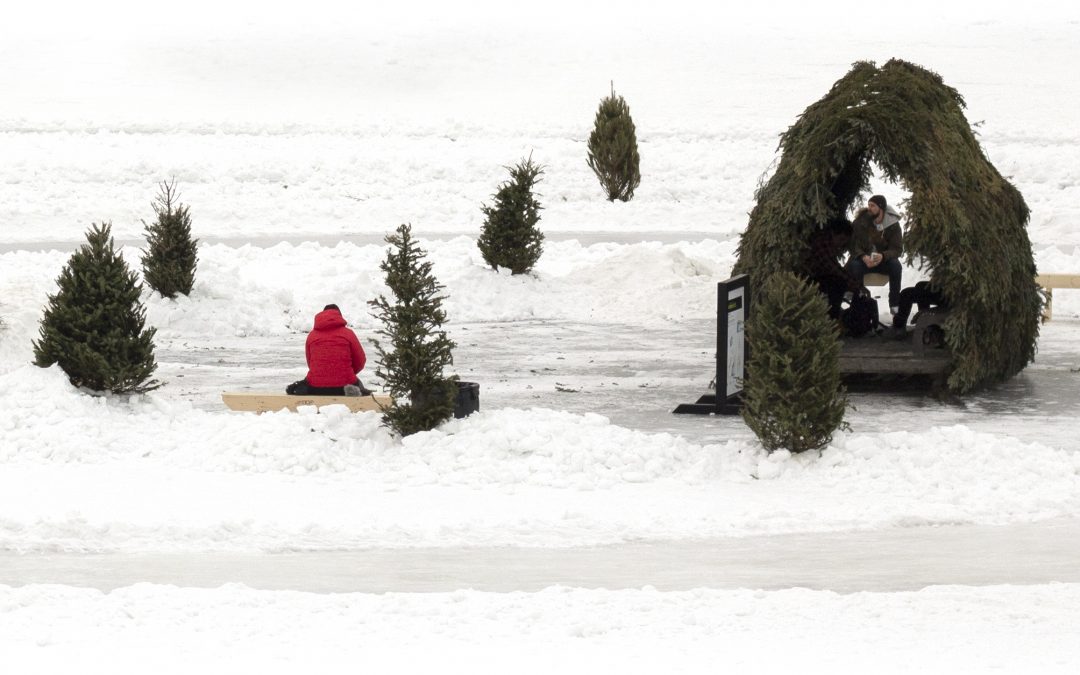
[
  {"xmin": 850, "ymin": 206, "xmax": 903, "ymax": 261},
  {"xmin": 305, "ymin": 308, "xmax": 366, "ymax": 388},
  {"xmin": 803, "ymin": 227, "xmax": 863, "ymax": 294}
]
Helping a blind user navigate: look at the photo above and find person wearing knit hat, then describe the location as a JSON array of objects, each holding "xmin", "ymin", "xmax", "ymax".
[{"xmin": 845, "ymin": 194, "xmax": 905, "ymax": 315}]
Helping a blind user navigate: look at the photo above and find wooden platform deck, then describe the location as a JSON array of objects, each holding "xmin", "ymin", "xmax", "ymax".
[{"xmin": 839, "ymin": 331, "xmax": 950, "ymax": 375}]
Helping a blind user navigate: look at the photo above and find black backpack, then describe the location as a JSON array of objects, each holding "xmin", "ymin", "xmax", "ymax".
[{"xmin": 842, "ymin": 295, "xmax": 881, "ymax": 337}]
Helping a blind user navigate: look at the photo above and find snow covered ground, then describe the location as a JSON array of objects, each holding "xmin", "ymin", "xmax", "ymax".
[
  {"xmin": 3, "ymin": 1, "xmax": 1080, "ymax": 672},
  {"xmin": 3, "ymin": 238, "xmax": 1080, "ymax": 552},
  {"xmin": 5, "ymin": 583, "xmax": 1080, "ymax": 674}
]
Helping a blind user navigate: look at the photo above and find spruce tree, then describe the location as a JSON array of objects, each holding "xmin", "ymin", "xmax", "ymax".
[
  {"xmin": 477, "ymin": 156, "xmax": 545, "ymax": 274},
  {"xmin": 33, "ymin": 222, "xmax": 160, "ymax": 394},
  {"xmin": 368, "ymin": 224, "xmax": 457, "ymax": 436},
  {"xmin": 741, "ymin": 271, "xmax": 848, "ymax": 454},
  {"xmin": 141, "ymin": 179, "xmax": 198, "ymax": 298},
  {"xmin": 586, "ymin": 84, "xmax": 641, "ymax": 202}
]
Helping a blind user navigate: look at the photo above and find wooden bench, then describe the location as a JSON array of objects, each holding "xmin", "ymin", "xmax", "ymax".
[
  {"xmin": 1037, "ymin": 274, "xmax": 1080, "ymax": 321},
  {"xmin": 222, "ymin": 392, "xmax": 392, "ymax": 414}
]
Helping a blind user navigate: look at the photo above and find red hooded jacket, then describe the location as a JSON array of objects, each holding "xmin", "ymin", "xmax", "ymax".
[{"xmin": 305, "ymin": 308, "xmax": 366, "ymax": 387}]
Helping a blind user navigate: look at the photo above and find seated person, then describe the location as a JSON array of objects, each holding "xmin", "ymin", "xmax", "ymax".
[
  {"xmin": 846, "ymin": 194, "xmax": 904, "ymax": 315},
  {"xmin": 286, "ymin": 303, "xmax": 369, "ymax": 395},
  {"xmin": 889, "ymin": 281, "xmax": 948, "ymax": 339},
  {"xmin": 802, "ymin": 218, "xmax": 866, "ymax": 320}
]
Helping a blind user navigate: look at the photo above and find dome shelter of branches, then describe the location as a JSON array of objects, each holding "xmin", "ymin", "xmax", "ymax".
[{"xmin": 733, "ymin": 59, "xmax": 1042, "ymax": 394}]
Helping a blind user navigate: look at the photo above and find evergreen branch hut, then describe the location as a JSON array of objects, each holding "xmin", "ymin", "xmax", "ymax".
[{"xmin": 733, "ymin": 59, "xmax": 1042, "ymax": 394}]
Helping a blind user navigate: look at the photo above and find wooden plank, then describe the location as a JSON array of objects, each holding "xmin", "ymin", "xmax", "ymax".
[
  {"xmin": 863, "ymin": 272, "xmax": 889, "ymax": 286},
  {"xmin": 1037, "ymin": 274, "xmax": 1080, "ymax": 288},
  {"xmin": 222, "ymin": 392, "xmax": 393, "ymax": 414},
  {"xmin": 1036, "ymin": 275, "xmax": 1080, "ymax": 322},
  {"xmin": 840, "ymin": 354, "xmax": 949, "ymax": 375}
]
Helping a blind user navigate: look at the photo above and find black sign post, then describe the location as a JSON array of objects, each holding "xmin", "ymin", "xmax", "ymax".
[{"xmin": 673, "ymin": 274, "xmax": 749, "ymax": 415}]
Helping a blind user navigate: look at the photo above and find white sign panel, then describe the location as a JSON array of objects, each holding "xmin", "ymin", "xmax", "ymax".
[{"xmin": 725, "ymin": 286, "xmax": 745, "ymax": 398}]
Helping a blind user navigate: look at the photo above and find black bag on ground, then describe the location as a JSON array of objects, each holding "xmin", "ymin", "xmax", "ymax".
[{"xmin": 842, "ymin": 295, "xmax": 880, "ymax": 337}]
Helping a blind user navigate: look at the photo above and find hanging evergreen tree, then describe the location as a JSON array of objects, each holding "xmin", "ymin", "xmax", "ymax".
[
  {"xmin": 33, "ymin": 222, "xmax": 160, "ymax": 394},
  {"xmin": 741, "ymin": 271, "xmax": 848, "ymax": 454},
  {"xmin": 141, "ymin": 179, "xmax": 198, "ymax": 299},
  {"xmin": 586, "ymin": 83, "xmax": 641, "ymax": 202},
  {"xmin": 368, "ymin": 224, "xmax": 457, "ymax": 436},
  {"xmin": 477, "ymin": 156, "xmax": 545, "ymax": 274}
]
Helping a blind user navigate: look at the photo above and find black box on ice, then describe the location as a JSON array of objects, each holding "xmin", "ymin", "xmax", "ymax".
[{"xmin": 454, "ymin": 381, "xmax": 480, "ymax": 418}]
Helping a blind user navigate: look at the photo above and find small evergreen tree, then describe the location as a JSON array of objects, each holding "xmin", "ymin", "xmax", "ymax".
[
  {"xmin": 741, "ymin": 271, "xmax": 848, "ymax": 454},
  {"xmin": 34, "ymin": 222, "xmax": 160, "ymax": 394},
  {"xmin": 586, "ymin": 84, "xmax": 641, "ymax": 202},
  {"xmin": 368, "ymin": 224, "xmax": 457, "ymax": 436},
  {"xmin": 477, "ymin": 156, "xmax": 545, "ymax": 274},
  {"xmin": 141, "ymin": 179, "xmax": 198, "ymax": 299}
]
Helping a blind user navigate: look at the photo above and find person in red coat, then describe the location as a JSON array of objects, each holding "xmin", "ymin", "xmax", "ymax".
[{"xmin": 286, "ymin": 304, "xmax": 369, "ymax": 396}]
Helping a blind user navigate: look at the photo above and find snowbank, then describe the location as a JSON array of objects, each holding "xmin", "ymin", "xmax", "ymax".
[
  {"xmin": 0, "ymin": 237, "xmax": 733, "ymax": 372},
  {"xmin": 1, "ymin": 236, "xmax": 1078, "ymax": 553},
  {"xmin": 1, "ymin": 364, "xmax": 1078, "ymax": 552}
]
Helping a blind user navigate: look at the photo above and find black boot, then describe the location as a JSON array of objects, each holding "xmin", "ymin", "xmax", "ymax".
[{"xmin": 888, "ymin": 318, "xmax": 908, "ymax": 340}]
